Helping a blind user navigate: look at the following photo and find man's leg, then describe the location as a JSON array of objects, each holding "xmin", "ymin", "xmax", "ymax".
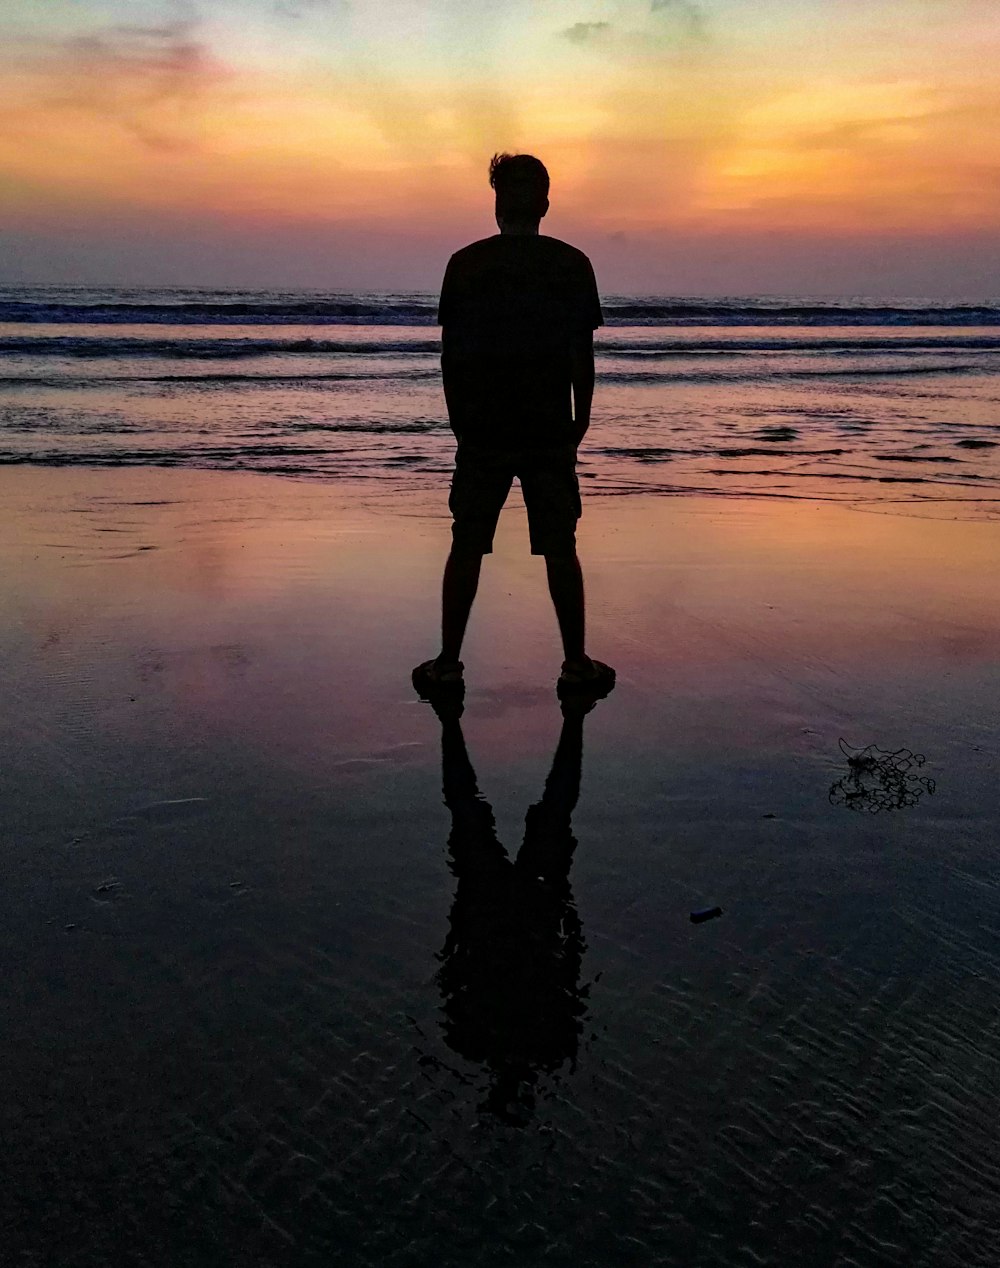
[
  {"xmin": 441, "ymin": 547, "xmax": 484, "ymax": 664},
  {"xmin": 544, "ymin": 552, "xmax": 586, "ymax": 667},
  {"xmin": 415, "ymin": 449, "xmax": 510, "ymax": 684},
  {"xmin": 544, "ymin": 547, "xmax": 614, "ymax": 694}
]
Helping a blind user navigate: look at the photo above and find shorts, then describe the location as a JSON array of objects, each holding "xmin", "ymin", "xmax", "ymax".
[{"xmin": 449, "ymin": 443, "xmax": 581, "ymax": 556}]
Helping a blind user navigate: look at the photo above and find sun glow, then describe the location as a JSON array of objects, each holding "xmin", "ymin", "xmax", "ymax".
[{"xmin": 1, "ymin": 0, "xmax": 998, "ymax": 290}]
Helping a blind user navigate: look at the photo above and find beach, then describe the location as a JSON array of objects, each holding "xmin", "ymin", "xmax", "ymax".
[
  {"xmin": 4, "ymin": 0, "xmax": 1000, "ymax": 1248},
  {"xmin": 3, "ymin": 462, "xmax": 999, "ymax": 1265}
]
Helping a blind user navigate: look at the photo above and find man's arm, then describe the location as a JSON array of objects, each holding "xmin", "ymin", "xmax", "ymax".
[
  {"xmin": 441, "ymin": 326, "xmax": 463, "ymax": 440},
  {"xmin": 569, "ymin": 331, "xmax": 595, "ymax": 446},
  {"xmin": 438, "ymin": 257, "xmax": 465, "ymax": 441}
]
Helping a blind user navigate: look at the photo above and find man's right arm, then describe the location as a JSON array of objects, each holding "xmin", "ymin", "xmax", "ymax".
[
  {"xmin": 438, "ymin": 258, "xmax": 463, "ymax": 441},
  {"xmin": 441, "ymin": 326, "xmax": 463, "ymax": 440}
]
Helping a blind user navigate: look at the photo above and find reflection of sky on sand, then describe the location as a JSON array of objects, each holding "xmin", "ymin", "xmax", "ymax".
[
  {"xmin": 3, "ymin": 466, "xmax": 995, "ymax": 886},
  {"xmin": 588, "ymin": 494, "xmax": 1000, "ymax": 661},
  {"xmin": 5, "ymin": 467, "xmax": 998, "ymax": 778},
  {"xmin": 4, "ymin": 466, "xmax": 1000, "ymax": 1262}
]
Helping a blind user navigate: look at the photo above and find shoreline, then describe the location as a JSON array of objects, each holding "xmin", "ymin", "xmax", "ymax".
[{"xmin": 3, "ymin": 456, "xmax": 1000, "ymax": 513}]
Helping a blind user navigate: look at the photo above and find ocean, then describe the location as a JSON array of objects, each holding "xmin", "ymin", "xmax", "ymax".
[{"xmin": 2, "ymin": 285, "xmax": 999, "ymax": 514}]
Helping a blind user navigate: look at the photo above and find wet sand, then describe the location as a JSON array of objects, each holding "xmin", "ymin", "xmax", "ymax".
[{"xmin": 3, "ymin": 466, "xmax": 999, "ymax": 1266}]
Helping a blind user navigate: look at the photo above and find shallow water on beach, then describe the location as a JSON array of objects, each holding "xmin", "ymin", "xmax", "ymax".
[
  {"xmin": 3, "ymin": 468, "xmax": 999, "ymax": 1266},
  {"xmin": 2, "ymin": 287, "xmax": 1000, "ymax": 515}
]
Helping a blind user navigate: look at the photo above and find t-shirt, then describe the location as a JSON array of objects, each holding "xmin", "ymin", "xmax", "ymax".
[{"xmin": 437, "ymin": 234, "xmax": 603, "ymax": 448}]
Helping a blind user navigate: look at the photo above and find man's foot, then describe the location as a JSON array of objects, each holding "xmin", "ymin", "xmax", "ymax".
[
  {"xmin": 556, "ymin": 657, "xmax": 615, "ymax": 701},
  {"xmin": 412, "ymin": 657, "xmax": 465, "ymax": 700}
]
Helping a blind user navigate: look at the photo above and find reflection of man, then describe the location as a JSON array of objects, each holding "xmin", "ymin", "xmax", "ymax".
[
  {"xmin": 434, "ymin": 695, "xmax": 598, "ymax": 1124},
  {"xmin": 413, "ymin": 153, "xmax": 614, "ymax": 699}
]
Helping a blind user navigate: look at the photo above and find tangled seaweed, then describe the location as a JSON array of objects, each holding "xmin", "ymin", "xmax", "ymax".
[{"xmin": 829, "ymin": 738, "xmax": 936, "ymax": 813}]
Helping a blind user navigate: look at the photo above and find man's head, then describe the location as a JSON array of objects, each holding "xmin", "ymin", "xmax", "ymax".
[{"xmin": 489, "ymin": 153, "xmax": 549, "ymax": 232}]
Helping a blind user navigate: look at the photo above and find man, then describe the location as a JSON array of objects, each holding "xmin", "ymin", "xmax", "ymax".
[{"xmin": 413, "ymin": 152, "xmax": 615, "ymax": 699}]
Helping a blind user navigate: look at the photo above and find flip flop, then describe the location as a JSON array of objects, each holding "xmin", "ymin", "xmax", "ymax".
[
  {"xmin": 556, "ymin": 658, "xmax": 615, "ymax": 699},
  {"xmin": 412, "ymin": 658, "xmax": 465, "ymax": 698}
]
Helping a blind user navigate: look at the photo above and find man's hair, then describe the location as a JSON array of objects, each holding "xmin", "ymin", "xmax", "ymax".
[{"xmin": 489, "ymin": 152, "xmax": 549, "ymax": 220}]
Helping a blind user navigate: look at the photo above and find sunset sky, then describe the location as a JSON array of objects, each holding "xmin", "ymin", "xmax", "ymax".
[{"xmin": 1, "ymin": 0, "xmax": 997, "ymax": 295}]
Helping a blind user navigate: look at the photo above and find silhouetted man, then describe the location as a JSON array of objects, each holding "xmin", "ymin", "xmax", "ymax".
[{"xmin": 413, "ymin": 153, "xmax": 615, "ymax": 699}]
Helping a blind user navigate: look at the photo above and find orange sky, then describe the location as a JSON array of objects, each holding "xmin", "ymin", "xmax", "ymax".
[{"xmin": 1, "ymin": 0, "xmax": 998, "ymax": 293}]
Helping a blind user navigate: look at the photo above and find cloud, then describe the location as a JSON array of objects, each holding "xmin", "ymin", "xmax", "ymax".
[
  {"xmin": 650, "ymin": 0, "xmax": 708, "ymax": 43},
  {"xmin": 323, "ymin": 1, "xmax": 522, "ymax": 170},
  {"xmin": 24, "ymin": 2, "xmax": 225, "ymax": 152},
  {"xmin": 562, "ymin": 22, "xmax": 612, "ymax": 45},
  {"xmin": 560, "ymin": 2, "xmax": 708, "ymax": 60},
  {"xmin": 273, "ymin": 0, "xmax": 349, "ymax": 19}
]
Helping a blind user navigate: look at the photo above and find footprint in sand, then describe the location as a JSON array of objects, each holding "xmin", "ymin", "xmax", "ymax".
[{"xmin": 90, "ymin": 877, "xmax": 123, "ymax": 905}]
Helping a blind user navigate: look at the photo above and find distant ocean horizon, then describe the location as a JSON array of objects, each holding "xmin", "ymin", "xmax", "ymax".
[
  {"xmin": 2, "ymin": 285, "xmax": 999, "ymax": 513},
  {"xmin": 2, "ymin": 285, "xmax": 999, "ymax": 327}
]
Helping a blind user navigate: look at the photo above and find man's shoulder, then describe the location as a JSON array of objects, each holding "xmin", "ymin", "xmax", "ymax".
[
  {"xmin": 447, "ymin": 234, "xmax": 593, "ymax": 268},
  {"xmin": 447, "ymin": 236, "xmax": 501, "ymax": 268},
  {"xmin": 536, "ymin": 235, "xmax": 593, "ymax": 268}
]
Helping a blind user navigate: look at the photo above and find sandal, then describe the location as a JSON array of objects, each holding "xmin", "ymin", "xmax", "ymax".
[
  {"xmin": 556, "ymin": 658, "xmax": 616, "ymax": 699},
  {"xmin": 412, "ymin": 658, "xmax": 465, "ymax": 697}
]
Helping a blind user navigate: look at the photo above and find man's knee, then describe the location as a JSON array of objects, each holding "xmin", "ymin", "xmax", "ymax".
[{"xmin": 448, "ymin": 543, "xmax": 486, "ymax": 563}]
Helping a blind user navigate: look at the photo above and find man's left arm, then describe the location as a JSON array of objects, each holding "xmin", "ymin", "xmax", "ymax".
[
  {"xmin": 570, "ymin": 256, "xmax": 603, "ymax": 447},
  {"xmin": 569, "ymin": 332, "xmax": 595, "ymax": 447}
]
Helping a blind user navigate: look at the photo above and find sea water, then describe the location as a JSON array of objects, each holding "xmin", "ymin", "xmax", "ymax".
[{"xmin": 1, "ymin": 286, "xmax": 998, "ymax": 513}]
